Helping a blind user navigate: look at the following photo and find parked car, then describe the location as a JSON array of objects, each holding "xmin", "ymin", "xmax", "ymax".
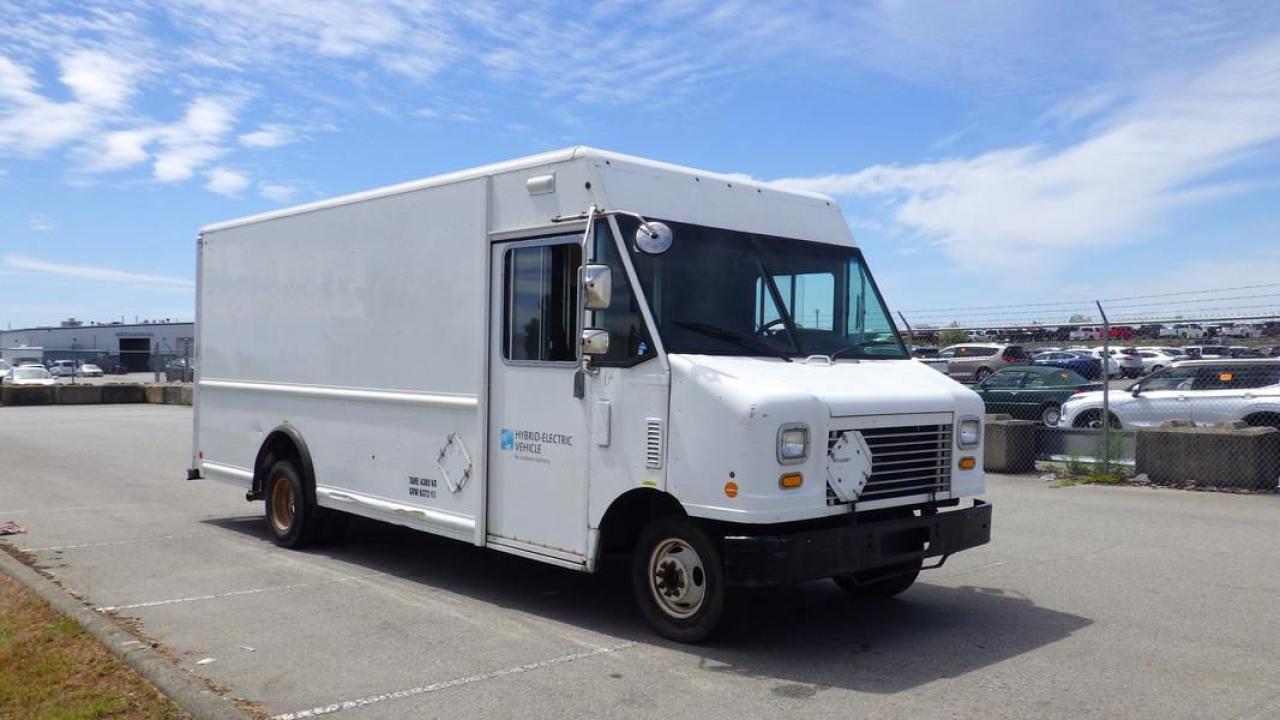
[
  {"xmin": 1106, "ymin": 348, "xmax": 1144, "ymax": 379},
  {"xmin": 1068, "ymin": 326, "xmax": 1102, "ymax": 341},
  {"xmin": 1108, "ymin": 326, "xmax": 1134, "ymax": 341},
  {"xmin": 973, "ymin": 366, "xmax": 1100, "ymax": 425},
  {"xmin": 1219, "ymin": 323, "xmax": 1260, "ymax": 339},
  {"xmin": 107, "ymin": 363, "xmax": 129, "ymax": 374},
  {"xmin": 1162, "ymin": 323, "xmax": 1206, "ymax": 339},
  {"xmin": 1032, "ymin": 350, "xmax": 1103, "ymax": 380},
  {"xmin": 1183, "ymin": 345, "xmax": 1231, "ymax": 359},
  {"xmin": 1135, "ymin": 347, "xmax": 1190, "ymax": 374},
  {"xmin": 48, "ymin": 359, "xmax": 77, "ymax": 377},
  {"xmin": 164, "ymin": 358, "xmax": 195, "ymax": 382},
  {"xmin": 76, "ymin": 363, "xmax": 104, "ymax": 377},
  {"xmin": 938, "ymin": 343, "xmax": 1031, "ymax": 382},
  {"xmin": 1059, "ymin": 359, "xmax": 1280, "ymax": 429},
  {"xmin": 1064, "ymin": 347, "xmax": 1122, "ymax": 378},
  {"xmin": 2, "ymin": 365, "xmax": 57, "ymax": 386}
]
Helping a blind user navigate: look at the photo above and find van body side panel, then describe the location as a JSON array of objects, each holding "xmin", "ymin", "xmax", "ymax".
[{"xmin": 195, "ymin": 178, "xmax": 489, "ymax": 538}]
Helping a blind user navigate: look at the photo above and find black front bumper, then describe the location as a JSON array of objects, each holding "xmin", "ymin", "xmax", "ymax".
[{"xmin": 722, "ymin": 500, "xmax": 992, "ymax": 587}]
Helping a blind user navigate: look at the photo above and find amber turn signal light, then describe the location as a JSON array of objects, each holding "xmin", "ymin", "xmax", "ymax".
[
  {"xmin": 779, "ymin": 472, "xmax": 803, "ymax": 489},
  {"xmin": 724, "ymin": 481, "xmax": 739, "ymax": 498},
  {"xmin": 959, "ymin": 456, "xmax": 976, "ymax": 470}
]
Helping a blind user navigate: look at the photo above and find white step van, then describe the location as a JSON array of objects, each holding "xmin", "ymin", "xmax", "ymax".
[{"xmin": 191, "ymin": 147, "xmax": 991, "ymax": 641}]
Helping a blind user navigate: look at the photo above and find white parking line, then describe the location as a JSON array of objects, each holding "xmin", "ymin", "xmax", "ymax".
[
  {"xmin": 0, "ymin": 503, "xmax": 139, "ymax": 515},
  {"xmin": 271, "ymin": 642, "xmax": 636, "ymax": 720},
  {"xmin": 27, "ymin": 534, "xmax": 206, "ymax": 552},
  {"xmin": 96, "ymin": 572, "xmax": 386, "ymax": 612}
]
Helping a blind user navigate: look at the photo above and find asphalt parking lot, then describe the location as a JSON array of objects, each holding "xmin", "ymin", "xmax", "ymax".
[{"xmin": 2, "ymin": 405, "xmax": 1279, "ymax": 719}]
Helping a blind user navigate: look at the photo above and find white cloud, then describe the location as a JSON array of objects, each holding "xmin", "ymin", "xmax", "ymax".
[
  {"xmin": 258, "ymin": 181, "xmax": 298, "ymax": 203},
  {"xmin": 27, "ymin": 214, "xmax": 56, "ymax": 232},
  {"xmin": 3, "ymin": 255, "xmax": 193, "ymax": 289},
  {"xmin": 151, "ymin": 96, "xmax": 241, "ymax": 182},
  {"xmin": 204, "ymin": 167, "xmax": 250, "ymax": 196},
  {"xmin": 239, "ymin": 123, "xmax": 297, "ymax": 148},
  {"xmin": 773, "ymin": 37, "xmax": 1280, "ymax": 272}
]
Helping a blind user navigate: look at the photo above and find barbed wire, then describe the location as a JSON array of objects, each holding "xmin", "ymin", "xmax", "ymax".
[{"xmin": 901, "ymin": 282, "xmax": 1280, "ymax": 315}]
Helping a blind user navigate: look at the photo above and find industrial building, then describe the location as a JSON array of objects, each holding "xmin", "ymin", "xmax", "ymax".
[{"xmin": 1, "ymin": 320, "xmax": 193, "ymax": 372}]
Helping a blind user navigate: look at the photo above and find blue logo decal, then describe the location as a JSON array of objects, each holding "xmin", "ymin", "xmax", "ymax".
[{"xmin": 500, "ymin": 428, "xmax": 514, "ymax": 451}]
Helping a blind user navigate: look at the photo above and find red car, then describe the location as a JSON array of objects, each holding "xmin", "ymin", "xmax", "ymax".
[{"xmin": 1108, "ymin": 326, "xmax": 1134, "ymax": 341}]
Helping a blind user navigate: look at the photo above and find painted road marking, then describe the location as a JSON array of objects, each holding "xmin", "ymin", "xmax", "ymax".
[
  {"xmin": 27, "ymin": 534, "xmax": 207, "ymax": 552},
  {"xmin": 96, "ymin": 572, "xmax": 386, "ymax": 612},
  {"xmin": 272, "ymin": 642, "xmax": 636, "ymax": 720}
]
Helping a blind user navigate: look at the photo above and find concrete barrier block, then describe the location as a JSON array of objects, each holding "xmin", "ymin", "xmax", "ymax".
[
  {"xmin": 53, "ymin": 384, "xmax": 103, "ymax": 404},
  {"xmin": 0, "ymin": 385, "xmax": 54, "ymax": 406},
  {"xmin": 179, "ymin": 386, "xmax": 193, "ymax": 406},
  {"xmin": 162, "ymin": 385, "xmax": 183, "ymax": 404},
  {"xmin": 1136, "ymin": 423, "xmax": 1280, "ymax": 491},
  {"xmin": 984, "ymin": 418, "xmax": 1038, "ymax": 473},
  {"xmin": 100, "ymin": 384, "xmax": 146, "ymax": 404},
  {"xmin": 985, "ymin": 418, "xmax": 1037, "ymax": 474},
  {"xmin": 144, "ymin": 385, "xmax": 166, "ymax": 404}
]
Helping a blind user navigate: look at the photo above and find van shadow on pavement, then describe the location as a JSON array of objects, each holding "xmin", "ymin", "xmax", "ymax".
[{"xmin": 203, "ymin": 514, "xmax": 1090, "ymax": 696}]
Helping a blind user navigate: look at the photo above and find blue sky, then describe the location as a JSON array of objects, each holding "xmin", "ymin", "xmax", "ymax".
[{"xmin": 2, "ymin": 0, "xmax": 1279, "ymax": 331}]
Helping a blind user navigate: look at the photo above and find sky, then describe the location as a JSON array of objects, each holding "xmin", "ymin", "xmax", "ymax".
[{"xmin": 1, "ymin": 0, "xmax": 1279, "ymax": 331}]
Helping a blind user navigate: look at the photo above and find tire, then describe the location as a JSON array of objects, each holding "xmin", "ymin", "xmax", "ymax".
[
  {"xmin": 974, "ymin": 367, "xmax": 992, "ymax": 383},
  {"xmin": 265, "ymin": 459, "xmax": 318, "ymax": 548},
  {"xmin": 1040, "ymin": 403, "xmax": 1063, "ymax": 426},
  {"xmin": 1073, "ymin": 409, "xmax": 1121, "ymax": 430},
  {"xmin": 1150, "ymin": 365, "xmax": 1163, "ymax": 375},
  {"xmin": 631, "ymin": 515, "xmax": 725, "ymax": 643},
  {"xmin": 833, "ymin": 559, "xmax": 922, "ymax": 599}
]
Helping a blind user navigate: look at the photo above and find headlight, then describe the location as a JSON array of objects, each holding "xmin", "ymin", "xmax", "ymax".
[
  {"xmin": 957, "ymin": 417, "xmax": 981, "ymax": 449},
  {"xmin": 777, "ymin": 424, "xmax": 809, "ymax": 463}
]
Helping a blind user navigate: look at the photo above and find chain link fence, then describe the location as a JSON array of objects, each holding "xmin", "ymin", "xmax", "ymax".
[{"xmin": 900, "ymin": 296, "xmax": 1280, "ymax": 492}]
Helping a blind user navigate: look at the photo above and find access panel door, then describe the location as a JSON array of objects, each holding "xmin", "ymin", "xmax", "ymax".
[{"xmin": 486, "ymin": 237, "xmax": 591, "ymax": 558}]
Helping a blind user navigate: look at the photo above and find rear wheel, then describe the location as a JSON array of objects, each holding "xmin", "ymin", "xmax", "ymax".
[
  {"xmin": 265, "ymin": 459, "xmax": 317, "ymax": 548},
  {"xmin": 631, "ymin": 516, "xmax": 725, "ymax": 643},
  {"xmin": 1040, "ymin": 403, "xmax": 1063, "ymax": 426},
  {"xmin": 974, "ymin": 367, "xmax": 992, "ymax": 383}
]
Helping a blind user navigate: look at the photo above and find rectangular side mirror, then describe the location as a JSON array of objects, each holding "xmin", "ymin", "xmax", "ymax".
[
  {"xmin": 581, "ymin": 328, "xmax": 610, "ymax": 355},
  {"xmin": 581, "ymin": 264, "xmax": 612, "ymax": 311}
]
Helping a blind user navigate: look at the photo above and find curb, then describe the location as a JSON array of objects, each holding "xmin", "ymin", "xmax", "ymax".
[{"xmin": 0, "ymin": 547, "xmax": 251, "ymax": 720}]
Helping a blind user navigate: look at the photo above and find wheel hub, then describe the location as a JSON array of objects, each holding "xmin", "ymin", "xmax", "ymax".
[{"xmin": 649, "ymin": 539, "xmax": 706, "ymax": 618}]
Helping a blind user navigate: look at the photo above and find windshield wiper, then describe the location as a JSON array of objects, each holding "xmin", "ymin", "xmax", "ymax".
[{"xmin": 672, "ymin": 320, "xmax": 793, "ymax": 362}]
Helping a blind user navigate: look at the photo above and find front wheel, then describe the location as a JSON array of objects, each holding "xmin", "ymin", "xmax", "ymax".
[{"xmin": 631, "ymin": 516, "xmax": 725, "ymax": 643}]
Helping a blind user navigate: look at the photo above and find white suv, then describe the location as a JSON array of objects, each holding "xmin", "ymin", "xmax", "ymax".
[
  {"xmin": 1059, "ymin": 359, "xmax": 1280, "ymax": 429},
  {"xmin": 48, "ymin": 360, "xmax": 77, "ymax": 377}
]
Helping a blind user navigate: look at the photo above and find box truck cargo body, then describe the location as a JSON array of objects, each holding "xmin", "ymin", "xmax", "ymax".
[{"xmin": 192, "ymin": 147, "xmax": 991, "ymax": 640}]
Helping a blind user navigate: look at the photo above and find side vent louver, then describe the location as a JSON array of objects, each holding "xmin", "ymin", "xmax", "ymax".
[{"xmin": 644, "ymin": 418, "xmax": 664, "ymax": 469}]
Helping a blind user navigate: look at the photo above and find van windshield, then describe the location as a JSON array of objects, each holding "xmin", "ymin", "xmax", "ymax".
[{"xmin": 615, "ymin": 217, "xmax": 908, "ymax": 360}]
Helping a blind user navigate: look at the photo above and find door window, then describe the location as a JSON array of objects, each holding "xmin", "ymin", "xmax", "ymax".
[
  {"xmin": 1139, "ymin": 366, "xmax": 1197, "ymax": 392},
  {"xmin": 983, "ymin": 371, "xmax": 1024, "ymax": 388},
  {"xmin": 503, "ymin": 242, "xmax": 581, "ymax": 362},
  {"xmin": 1194, "ymin": 365, "xmax": 1280, "ymax": 390}
]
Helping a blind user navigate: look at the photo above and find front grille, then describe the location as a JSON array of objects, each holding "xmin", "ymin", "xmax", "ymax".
[{"xmin": 828, "ymin": 424, "xmax": 952, "ymax": 502}]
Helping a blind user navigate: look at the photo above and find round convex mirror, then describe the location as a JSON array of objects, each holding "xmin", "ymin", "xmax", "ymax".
[{"xmin": 635, "ymin": 221, "xmax": 673, "ymax": 254}]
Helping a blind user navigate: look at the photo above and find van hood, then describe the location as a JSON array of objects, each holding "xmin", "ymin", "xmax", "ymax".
[{"xmin": 668, "ymin": 354, "xmax": 983, "ymax": 418}]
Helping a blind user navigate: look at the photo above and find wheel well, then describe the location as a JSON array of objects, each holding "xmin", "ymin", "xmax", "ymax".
[
  {"xmin": 252, "ymin": 426, "xmax": 316, "ymax": 504},
  {"xmin": 1072, "ymin": 408, "xmax": 1120, "ymax": 429},
  {"xmin": 1244, "ymin": 412, "xmax": 1280, "ymax": 428},
  {"xmin": 596, "ymin": 489, "xmax": 685, "ymax": 555}
]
